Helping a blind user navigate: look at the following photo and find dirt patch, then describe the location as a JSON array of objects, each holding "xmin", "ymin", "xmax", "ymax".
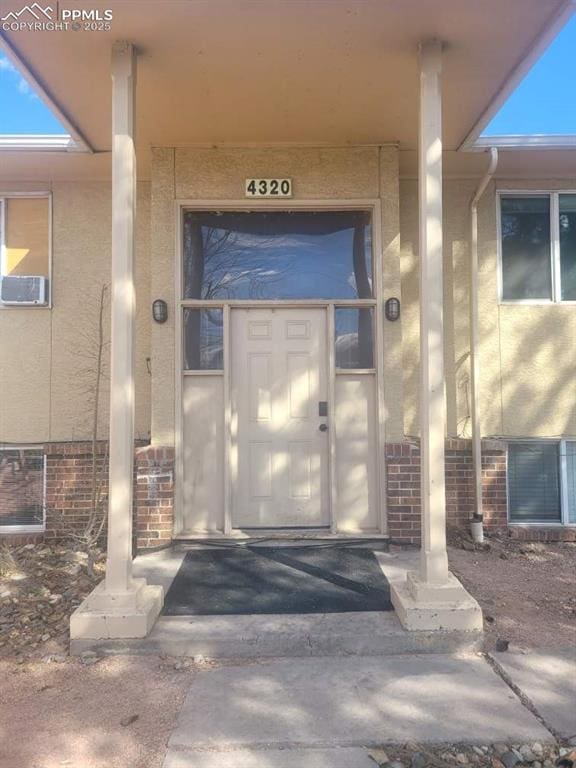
[
  {"xmin": 0, "ymin": 655, "xmax": 193, "ymax": 768},
  {"xmin": 0, "ymin": 543, "xmax": 104, "ymax": 657},
  {"xmin": 448, "ymin": 534, "xmax": 576, "ymax": 651}
]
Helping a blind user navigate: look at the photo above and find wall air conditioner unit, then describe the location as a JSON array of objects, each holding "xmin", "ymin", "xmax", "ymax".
[{"xmin": 0, "ymin": 275, "xmax": 49, "ymax": 305}]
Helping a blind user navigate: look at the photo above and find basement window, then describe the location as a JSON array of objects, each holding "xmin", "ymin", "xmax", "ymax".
[
  {"xmin": 0, "ymin": 447, "xmax": 46, "ymax": 531},
  {"xmin": 0, "ymin": 195, "xmax": 51, "ymax": 306},
  {"xmin": 499, "ymin": 192, "xmax": 576, "ymax": 303},
  {"xmin": 508, "ymin": 441, "xmax": 576, "ymax": 525}
]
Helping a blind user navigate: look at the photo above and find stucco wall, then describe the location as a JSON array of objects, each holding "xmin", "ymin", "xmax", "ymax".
[
  {"xmin": 150, "ymin": 145, "xmax": 404, "ymax": 446},
  {"xmin": 4, "ymin": 161, "xmax": 573, "ymax": 449},
  {"xmin": 0, "ymin": 181, "xmax": 151, "ymax": 444},
  {"xmin": 400, "ymin": 177, "xmax": 576, "ymax": 439}
]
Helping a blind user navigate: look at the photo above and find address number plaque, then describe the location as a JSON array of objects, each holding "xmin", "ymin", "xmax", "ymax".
[{"xmin": 245, "ymin": 178, "xmax": 292, "ymax": 198}]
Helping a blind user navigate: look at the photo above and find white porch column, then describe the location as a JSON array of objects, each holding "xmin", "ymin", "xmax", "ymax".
[
  {"xmin": 390, "ymin": 40, "xmax": 482, "ymax": 632},
  {"xmin": 70, "ymin": 42, "xmax": 163, "ymax": 643},
  {"xmin": 106, "ymin": 41, "xmax": 138, "ymax": 594},
  {"xmin": 416, "ymin": 39, "xmax": 449, "ymax": 587}
]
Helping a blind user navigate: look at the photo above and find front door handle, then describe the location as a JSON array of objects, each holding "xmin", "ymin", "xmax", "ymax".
[{"xmin": 319, "ymin": 423, "xmax": 328, "ymax": 432}]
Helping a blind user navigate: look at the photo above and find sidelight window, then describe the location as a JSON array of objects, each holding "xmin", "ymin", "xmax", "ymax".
[{"xmin": 334, "ymin": 307, "xmax": 374, "ymax": 369}]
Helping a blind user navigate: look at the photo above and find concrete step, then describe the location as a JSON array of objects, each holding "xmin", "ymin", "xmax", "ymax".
[{"xmin": 71, "ymin": 611, "xmax": 482, "ymax": 658}]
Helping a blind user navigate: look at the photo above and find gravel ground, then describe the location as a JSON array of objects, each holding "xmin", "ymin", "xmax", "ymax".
[
  {"xmin": 1, "ymin": 539, "xmax": 575, "ymax": 767},
  {"xmin": 0, "ymin": 655, "xmax": 194, "ymax": 768},
  {"xmin": 448, "ymin": 535, "xmax": 576, "ymax": 651},
  {"xmin": 0, "ymin": 543, "xmax": 104, "ymax": 657}
]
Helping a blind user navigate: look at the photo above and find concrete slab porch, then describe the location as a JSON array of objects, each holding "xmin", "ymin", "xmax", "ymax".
[{"xmin": 70, "ymin": 544, "xmax": 483, "ymax": 657}]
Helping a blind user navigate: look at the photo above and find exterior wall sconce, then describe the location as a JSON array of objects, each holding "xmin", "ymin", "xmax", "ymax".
[
  {"xmin": 385, "ymin": 297, "xmax": 401, "ymax": 322},
  {"xmin": 152, "ymin": 299, "xmax": 168, "ymax": 324}
]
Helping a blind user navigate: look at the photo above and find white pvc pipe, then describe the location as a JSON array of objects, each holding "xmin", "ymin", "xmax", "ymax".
[{"xmin": 469, "ymin": 147, "xmax": 498, "ymax": 544}]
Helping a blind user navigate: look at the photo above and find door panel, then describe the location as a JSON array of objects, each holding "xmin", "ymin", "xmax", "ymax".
[{"xmin": 231, "ymin": 307, "xmax": 329, "ymax": 528}]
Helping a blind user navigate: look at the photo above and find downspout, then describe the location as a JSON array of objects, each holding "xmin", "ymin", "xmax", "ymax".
[{"xmin": 469, "ymin": 147, "xmax": 498, "ymax": 544}]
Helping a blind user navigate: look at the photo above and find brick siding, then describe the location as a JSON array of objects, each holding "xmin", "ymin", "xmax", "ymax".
[
  {"xmin": 386, "ymin": 438, "xmax": 508, "ymax": 544},
  {"xmin": 0, "ymin": 442, "xmax": 174, "ymax": 552},
  {"xmin": 134, "ymin": 446, "xmax": 175, "ymax": 551},
  {"xmin": 1, "ymin": 438, "xmax": 573, "ymax": 547}
]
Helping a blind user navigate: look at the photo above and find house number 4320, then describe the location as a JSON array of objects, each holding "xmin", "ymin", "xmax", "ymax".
[{"xmin": 245, "ymin": 178, "xmax": 292, "ymax": 197}]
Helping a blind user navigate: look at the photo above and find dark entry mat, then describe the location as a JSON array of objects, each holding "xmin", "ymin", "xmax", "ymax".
[{"xmin": 163, "ymin": 546, "xmax": 393, "ymax": 616}]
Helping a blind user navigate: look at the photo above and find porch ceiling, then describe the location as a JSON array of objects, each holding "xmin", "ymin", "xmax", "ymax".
[{"xmin": 1, "ymin": 0, "xmax": 570, "ymax": 162}]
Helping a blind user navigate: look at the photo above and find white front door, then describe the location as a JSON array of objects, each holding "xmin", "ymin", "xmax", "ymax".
[{"xmin": 231, "ymin": 307, "xmax": 329, "ymax": 528}]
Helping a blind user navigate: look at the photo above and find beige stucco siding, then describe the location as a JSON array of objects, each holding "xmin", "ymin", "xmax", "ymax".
[
  {"xmin": 400, "ymin": 176, "xmax": 576, "ymax": 439},
  {"xmin": 151, "ymin": 145, "xmax": 404, "ymax": 446},
  {"xmin": 0, "ymin": 181, "xmax": 151, "ymax": 444},
  {"xmin": 3, "ymin": 158, "xmax": 574, "ymax": 449}
]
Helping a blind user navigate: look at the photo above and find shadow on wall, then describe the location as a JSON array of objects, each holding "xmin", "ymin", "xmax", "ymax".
[{"xmin": 400, "ymin": 180, "xmax": 576, "ymax": 439}]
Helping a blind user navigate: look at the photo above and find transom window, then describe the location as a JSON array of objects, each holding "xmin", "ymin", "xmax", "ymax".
[
  {"xmin": 181, "ymin": 209, "xmax": 376, "ymax": 373},
  {"xmin": 182, "ymin": 210, "xmax": 372, "ymax": 301},
  {"xmin": 499, "ymin": 192, "xmax": 576, "ymax": 302}
]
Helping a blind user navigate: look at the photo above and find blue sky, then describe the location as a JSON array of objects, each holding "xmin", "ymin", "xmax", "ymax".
[
  {"xmin": 1, "ymin": 13, "xmax": 575, "ymax": 138},
  {"xmin": 0, "ymin": 55, "xmax": 66, "ymax": 134},
  {"xmin": 482, "ymin": 14, "xmax": 576, "ymax": 136}
]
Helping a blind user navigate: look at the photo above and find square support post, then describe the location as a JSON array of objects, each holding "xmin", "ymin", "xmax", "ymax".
[
  {"xmin": 70, "ymin": 42, "xmax": 163, "ymax": 643},
  {"xmin": 390, "ymin": 40, "xmax": 482, "ymax": 632},
  {"xmin": 417, "ymin": 39, "xmax": 449, "ymax": 587}
]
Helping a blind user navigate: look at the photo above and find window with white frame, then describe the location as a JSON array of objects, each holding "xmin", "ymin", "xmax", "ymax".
[
  {"xmin": 508, "ymin": 441, "xmax": 576, "ymax": 525},
  {"xmin": 499, "ymin": 192, "xmax": 576, "ymax": 302},
  {"xmin": 0, "ymin": 447, "xmax": 46, "ymax": 530},
  {"xmin": 0, "ymin": 194, "xmax": 51, "ymax": 305}
]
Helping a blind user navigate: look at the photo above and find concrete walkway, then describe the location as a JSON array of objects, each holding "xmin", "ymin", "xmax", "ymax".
[
  {"xmin": 490, "ymin": 647, "xmax": 576, "ymax": 740},
  {"xmin": 162, "ymin": 653, "xmax": 555, "ymax": 768}
]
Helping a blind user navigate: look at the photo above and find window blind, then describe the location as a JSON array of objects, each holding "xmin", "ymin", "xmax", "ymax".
[{"xmin": 508, "ymin": 442, "xmax": 561, "ymax": 523}]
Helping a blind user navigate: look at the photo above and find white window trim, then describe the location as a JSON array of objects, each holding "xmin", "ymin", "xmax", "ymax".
[
  {"xmin": 0, "ymin": 445, "xmax": 46, "ymax": 533},
  {"xmin": 0, "ymin": 191, "xmax": 53, "ymax": 309},
  {"xmin": 506, "ymin": 438, "xmax": 576, "ymax": 527},
  {"xmin": 497, "ymin": 189, "xmax": 576, "ymax": 305}
]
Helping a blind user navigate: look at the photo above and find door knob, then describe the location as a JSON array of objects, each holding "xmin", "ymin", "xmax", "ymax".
[{"xmin": 319, "ymin": 423, "xmax": 328, "ymax": 432}]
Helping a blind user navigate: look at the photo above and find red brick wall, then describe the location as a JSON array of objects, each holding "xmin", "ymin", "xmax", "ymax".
[
  {"xmin": 134, "ymin": 446, "xmax": 175, "ymax": 551},
  {"xmin": 385, "ymin": 438, "xmax": 508, "ymax": 544},
  {"xmin": 385, "ymin": 442, "xmax": 421, "ymax": 544},
  {"xmin": 44, "ymin": 442, "xmax": 109, "ymax": 541},
  {"xmin": 480, "ymin": 442, "xmax": 508, "ymax": 530},
  {"xmin": 0, "ymin": 442, "xmax": 174, "ymax": 552},
  {"xmin": 2, "ymin": 439, "xmax": 573, "ymax": 547}
]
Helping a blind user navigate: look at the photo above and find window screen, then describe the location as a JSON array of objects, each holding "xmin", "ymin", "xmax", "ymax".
[
  {"xmin": 500, "ymin": 197, "xmax": 551, "ymax": 300},
  {"xmin": 1, "ymin": 198, "xmax": 50, "ymax": 278},
  {"xmin": 559, "ymin": 195, "xmax": 576, "ymax": 301},
  {"xmin": 508, "ymin": 442, "xmax": 561, "ymax": 523},
  {"xmin": 0, "ymin": 448, "xmax": 45, "ymax": 527},
  {"xmin": 566, "ymin": 441, "xmax": 576, "ymax": 525}
]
